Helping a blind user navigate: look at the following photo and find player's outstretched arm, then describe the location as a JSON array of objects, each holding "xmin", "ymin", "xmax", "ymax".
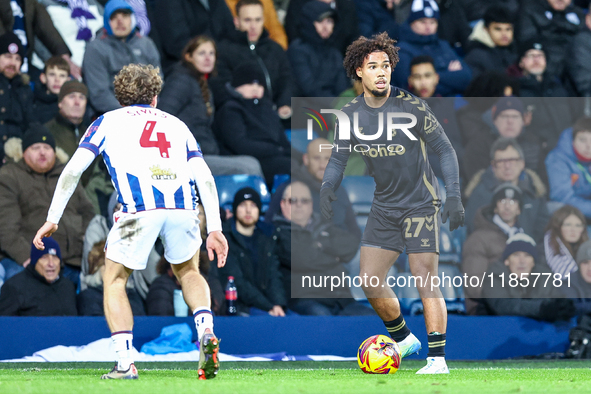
[
  {"xmin": 33, "ymin": 222, "xmax": 59, "ymax": 250},
  {"xmin": 206, "ymin": 230, "xmax": 229, "ymax": 268}
]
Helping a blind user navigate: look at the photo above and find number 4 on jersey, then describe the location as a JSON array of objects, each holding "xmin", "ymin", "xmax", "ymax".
[{"xmin": 140, "ymin": 120, "xmax": 171, "ymax": 158}]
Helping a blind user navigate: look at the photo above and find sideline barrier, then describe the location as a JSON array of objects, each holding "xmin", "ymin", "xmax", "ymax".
[{"xmin": 0, "ymin": 315, "xmax": 573, "ymax": 361}]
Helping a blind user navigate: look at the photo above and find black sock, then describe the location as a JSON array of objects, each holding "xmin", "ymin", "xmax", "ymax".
[
  {"xmin": 427, "ymin": 332, "xmax": 446, "ymax": 357},
  {"xmin": 383, "ymin": 315, "xmax": 411, "ymax": 343}
]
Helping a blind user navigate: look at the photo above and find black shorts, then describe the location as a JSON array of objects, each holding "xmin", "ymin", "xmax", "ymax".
[{"xmin": 361, "ymin": 202, "xmax": 441, "ymax": 254}]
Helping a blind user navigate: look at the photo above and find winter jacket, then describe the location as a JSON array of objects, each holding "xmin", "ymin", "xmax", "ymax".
[
  {"xmin": 272, "ymin": 214, "xmax": 292, "ymax": 297},
  {"xmin": 0, "ymin": 0, "xmax": 71, "ymax": 61},
  {"xmin": 225, "ymin": 0, "xmax": 288, "ymax": 50},
  {"xmin": 561, "ymin": 270, "xmax": 591, "ymax": 315},
  {"xmin": 393, "ymin": 23, "xmax": 472, "ymax": 96},
  {"xmin": 0, "ymin": 264, "xmax": 77, "ymax": 316},
  {"xmin": 285, "ymin": 0, "xmax": 358, "ymax": 55},
  {"xmin": 0, "ymin": 73, "xmax": 35, "ymax": 160},
  {"xmin": 465, "ymin": 167, "xmax": 549, "ymax": 243},
  {"xmin": 215, "ymin": 87, "xmax": 290, "ymax": 160},
  {"xmin": 82, "ymin": 0, "xmax": 161, "ymax": 115},
  {"xmin": 480, "ymin": 259, "xmax": 565, "ymax": 320},
  {"xmin": 44, "ymin": 112, "xmax": 89, "ymax": 158},
  {"xmin": 158, "ymin": 62, "xmax": 219, "ymax": 155},
  {"xmin": 212, "ymin": 28, "xmax": 293, "ymax": 109},
  {"xmin": 543, "ymin": 231, "xmax": 578, "ymax": 277},
  {"xmin": 567, "ymin": 27, "xmax": 591, "ymax": 96},
  {"xmin": 292, "ymin": 162, "xmax": 361, "ymax": 240},
  {"xmin": 287, "ymin": 1, "xmax": 350, "ymax": 97},
  {"xmin": 32, "ymin": 83, "xmax": 58, "ymax": 125},
  {"xmin": 152, "ymin": 0, "xmax": 234, "ymax": 73},
  {"xmin": 517, "ymin": 0, "xmax": 585, "ymax": 78},
  {"xmin": 77, "ymin": 285, "xmax": 145, "ymax": 316},
  {"xmin": 464, "ymin": 21, "xmax": 518, "ymax": 78},
  {"xmin": 0, "ymin": 159, "xmax": 94, "ymax": 267},
  {"xmin": 354, "ymin": 0, "xmax": 398, "ymax": 39},
  {"xmin": 546, "ymin": 127, "xmax": 591, "ymax": 218},
  {"xmin": 435, "ymin": 0, "xmax": 471, "ymax": 50},
  {"xmin": 219, "ymin": 219, "xmax": 286, "ymax": 312}
]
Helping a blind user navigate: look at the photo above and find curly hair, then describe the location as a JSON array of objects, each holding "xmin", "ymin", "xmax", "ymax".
[
  {"xmin": 114, "ymin": 64, "xmax": 162, "ymax": 107},
  {"xmin": 343, "ymin": 32, "xmax": 400, "ymax": 81}
]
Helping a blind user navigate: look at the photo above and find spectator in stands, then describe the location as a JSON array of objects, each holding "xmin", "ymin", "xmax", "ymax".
[
  {"xmin": 153, "ymin": 0, "xmax": 234, "ymax": 73},
  {"xmin": 0, "ymin": 32, "xmax": 34, "ymax": 162},
  {"xmin": 562, "ymin": 239, "xmax": 591, "ymax": 314},
  {"xmin": 213, "ymin": 0, "xmax": 293, "ymax": 119},
  {"xmin": 293, "ymin": 138, "xmax": 360, "ymax": 238},
  {"xmin": 0, "ymin": 237, "xmax": 77, "ymax": 316},
  {"xmin": 287, "ymin": 1, "xmax": 350, "ymax": 97},
  {"xmin": 285, "ymin": 0, "xmax": 358, "ymax": 55},
  {"xmin": 546, "ymin": 117, "xmax": 591, "ymax": 220},
  {"xmin": 392, "ymin": 0, "xmax": 472, "ymax": 96},
  {"xmin": 225, "ymin": 0, "xmax": 288, "ymax": 49},
  {"xmin": 0, "ymin": 125, "xmax": 94, "ymax": 284},
  {"xmin": 567, "ymin": 5, "xmax": 591, "ymax": 97},
  {"xmin": 157, "ymin": 36, "xmax": 263, "ymax": 178},
  {"xmin": 459, "ymin": 0, "xmax": 519, "ymax": 23},
  {"xmin": 464, "ymin": 5, "xmax": 517, "ymax": 78},
  {"xmin": 286, "ymin": 180, "xmax": 373, "ymax": 315},
  {"xmin": 219, "ymin": 187, "xmax": 287, "ymax": 316},
  {"xmin": 0, "ymin": 0, "xmax": 80, "ymax": 79},
  {"xmin": 480, "ymin": 233, "xmax": 576, "ymax": 321},
  {"xmin": 462, "ymin": 183, "xmax": 525, "ymax": 315},
  {"xmin": 354, "ymin": 0, "xmax": 399, "ymax": 40},
  {"xmin": 215, "ymin": 62, "xmax": 291, "ymax": 187},
  {"xmin": 463, "ymin": 97, "xmax": 543, "ymax": 181},
  {"xmin": 82, "ymin": 0, "xmax": 160, "ymax": 115},
  {"xmin": 464, "ymin": 138, "xmax": 550, "ymax": 243},
  {"xmin": 544, "ymin": 205, "xmax": 588, "ymax": 277},
  {"xmin": 77, "ymin": 240, "xmax": 145, "ymax": 316},
  {"xmin": 406, "ymin": 55, "xmax": 464, "ymax": 179},
  {"xmin": 33, "ymin": 56, "xmax": 70, "ymax": 124},
  {"xmin": 517, "ymin": 0, "xmax": 584, "ymax": 81}
]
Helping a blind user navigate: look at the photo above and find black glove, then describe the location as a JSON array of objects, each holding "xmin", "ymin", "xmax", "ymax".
[
  {"xmin": 540, "ymin": 298, "xmax": 577, "ymax": 322},
  {"xmin": 320, "ymin": 187, "xmax": 337, "ymax": 220},
  {"xmin": 442, "ymin": 196, "xmax": 464, "ymax": 231}
]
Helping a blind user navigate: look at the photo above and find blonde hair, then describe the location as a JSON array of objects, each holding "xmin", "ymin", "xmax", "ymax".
[{"xmin": 114, "ymin": 64, "xmax": 162, "ymax": 106}]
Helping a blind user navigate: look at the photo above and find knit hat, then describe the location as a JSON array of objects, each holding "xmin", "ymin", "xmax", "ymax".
[
  {"xmin": 232, "ymin": 187, "xmax": 262, "ymax": 214},
  {"xmin": 491, "ymin": 96, "xmax": 524, "ymax": 120},
  {"xmin": 518, "ymin": 39, "xmax": 545, "ymax": 60},
  {"xmin": 407, "ymin": 0, "xmax": 440, "ymax": 24},
  {"xmin": 576, "ymin": 240, "xmax": 591, "ymax": 265},
  {"xmin": 231, "ymin": 62, "xmax": 266, "ymax": 88},
  {"xmin": 492, "ymin": 183, "xmax": 522, "ymax": 207},
  {"xmin": 0, "ymin": 32, "xmax": 25, "ymax": 59},
  {"xmin": 58, "ymin": 80, "xmax": 88, "ymax": 102},
  {"xmin": 30, "ymin": 237, "xmax": 61, "ymax": 267},
  {"xmin": 22, "ymin": 124, "xmax": 56, "ymax": 152},
  {"xmin": 302, "ymin": 0, "xmax": 336, "ymax": 23},
  {"xmin": 502, "ymin": 233, "xmax": 537, "ymax": 262}
]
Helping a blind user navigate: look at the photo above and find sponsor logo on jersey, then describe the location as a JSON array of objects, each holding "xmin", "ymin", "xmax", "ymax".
[{"xmin": 150, "ymin": 165, "xmax": 177, "ymax": 180}]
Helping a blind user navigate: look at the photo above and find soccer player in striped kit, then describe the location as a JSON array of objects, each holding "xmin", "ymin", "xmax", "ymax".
[{"xmin": 34, "ymin": 64, "xmax": 228, "ymax": 380}]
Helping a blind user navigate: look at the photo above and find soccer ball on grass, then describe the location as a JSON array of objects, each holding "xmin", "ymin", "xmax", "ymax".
[{"xmin": 357, "ymin": 334, "xmax": 401, "ymax": 374}]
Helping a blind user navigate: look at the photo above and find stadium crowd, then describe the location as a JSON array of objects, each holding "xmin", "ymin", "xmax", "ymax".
[{"xmin": 0, "ymin": 0, "xmax": 590, "ymax": 325}]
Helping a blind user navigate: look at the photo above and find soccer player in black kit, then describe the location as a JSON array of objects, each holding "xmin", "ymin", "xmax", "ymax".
[{"xmin": 320, "ymin": 32, "xmax": 465, "ymax": 374}]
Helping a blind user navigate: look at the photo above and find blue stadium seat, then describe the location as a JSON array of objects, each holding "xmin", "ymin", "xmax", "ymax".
[
  {"xmin": 214, "ymin": 175, "xmax": 271, "ymax": 213},
  {"xmin": 287, "ymin": 129, "xmax": 318, "ymax": 153},
  {"xmin": 272, "ymin": 174, "xmax": 290, "ymax": 194},
  {"xmin": 341, "ymin": 176, "xmax": 376, "ymax": 215}
]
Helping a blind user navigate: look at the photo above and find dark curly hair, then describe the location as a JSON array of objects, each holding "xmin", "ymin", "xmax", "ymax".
[{"xmin": 343, "ymin": 32, "xmax": 400, "ymax": 81}]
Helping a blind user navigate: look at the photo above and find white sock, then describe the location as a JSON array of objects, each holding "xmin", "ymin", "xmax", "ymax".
[
  {"xmin": 111, "ymin": 331, "xmax": 133, "ymax": 370},
  {"xmin": 193, "ymin": 307, "xmax": 214, "ymax": 341}
]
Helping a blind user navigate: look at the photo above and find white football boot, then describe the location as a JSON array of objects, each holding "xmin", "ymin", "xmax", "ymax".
[{"xmin": 416, "ymin": 357, "xmax": 450, "ymax": 374}]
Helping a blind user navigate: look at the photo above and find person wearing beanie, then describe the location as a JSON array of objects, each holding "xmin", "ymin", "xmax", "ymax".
[
  {"xmin": 0, "ymin": 122, "xmax": 94, "ymax": 287},
  {"xmin": 219, "ymin": 186, "xmax": 286, "ymax": 317},
  {"xmin": 0, "ymin": 237, "xmax": 77, "ymax": 316},
  {"xmin": 286, "ymin": 0, "xmax": 351, "ymax": 97},
  {"xmin": 392, "ymin": 0, "xmax": 472, "ymax": 96},
  {"xmin": 481, "ymin": 232, "xmax": 577, "ymax": 322},
  {"xmin": 0, "ymin": 32, "xmax": 36, "ymax": 160},
  {"xmin": 462, "ymin": 182, "xmax": 527, "ymax": 314},
  {"xmin": 82, "ymin": 0, "xmax": 161, "ymax": 115},
  {"xmin": 215, "ymin": 61, "xmax": 292, "ymax": 187}
]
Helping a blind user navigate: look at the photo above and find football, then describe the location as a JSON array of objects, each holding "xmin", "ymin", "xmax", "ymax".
[{"xmin": 357, "ymin": 335, "xmax": 401, "ymax": 374}]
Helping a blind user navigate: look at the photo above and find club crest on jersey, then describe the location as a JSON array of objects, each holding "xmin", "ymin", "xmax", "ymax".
[{"xmin": 150, "ymin": 165, "xmax": 177, "ymax": 180}]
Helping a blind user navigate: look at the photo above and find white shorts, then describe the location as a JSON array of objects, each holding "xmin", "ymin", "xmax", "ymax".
[{"xmin": 106, "ymin": 209, "xmax": 202, "ymax": 270}]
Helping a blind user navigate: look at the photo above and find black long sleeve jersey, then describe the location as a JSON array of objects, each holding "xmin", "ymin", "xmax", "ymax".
[{"xmin": 321, "ymin": 86, "xmax": 461, "ymax": 208}]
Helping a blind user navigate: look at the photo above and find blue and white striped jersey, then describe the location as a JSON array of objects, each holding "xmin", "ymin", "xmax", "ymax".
[{"xmin": 80, "ymin": 104, "xmax": 203, "ymax": 213}]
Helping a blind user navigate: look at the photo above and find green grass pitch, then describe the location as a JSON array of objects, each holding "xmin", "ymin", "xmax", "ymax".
[{"xmin": 0, "ymin": 360, "xmax": 589, "ymax": 394}]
